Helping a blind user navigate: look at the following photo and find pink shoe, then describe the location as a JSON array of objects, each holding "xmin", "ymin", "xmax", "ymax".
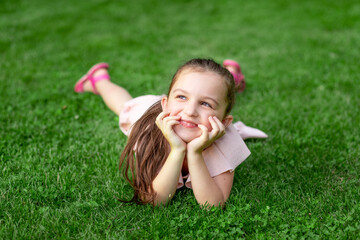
[
  {"xmin": 74, "ymin": 63, "xmax": 110, "ymax": 95},
  {"xmin": 223, "ymin": 59, "xmax": 246, "ymax": 92}
]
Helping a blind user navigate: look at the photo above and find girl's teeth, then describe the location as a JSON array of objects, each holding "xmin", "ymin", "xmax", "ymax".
[{"xmin": 181, "ymin": 121, "xmax": 197, "ymax": 127}]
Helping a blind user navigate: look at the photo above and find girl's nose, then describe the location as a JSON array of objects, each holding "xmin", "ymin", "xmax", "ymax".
[{"xmin": 184, "ymin": 102, "xmax": 198, "ymax": 116}]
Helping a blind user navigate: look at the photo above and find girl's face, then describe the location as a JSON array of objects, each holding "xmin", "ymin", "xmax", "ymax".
[{"xmin": 161, "ymin": 70, "xmax": 233, "ymax": 143}]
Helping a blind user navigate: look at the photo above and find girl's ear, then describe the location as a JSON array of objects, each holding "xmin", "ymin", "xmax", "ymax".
[
  {"xmin": 161, "ymin": 96, "xmax": 168, "ymax": 111},
  {"xmin": 222, "ymin": 115, "xmax": 233, "ymax": 128}
]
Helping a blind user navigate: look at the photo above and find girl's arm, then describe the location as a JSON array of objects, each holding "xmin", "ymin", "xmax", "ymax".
[
  {"xmin": 152, "ymin": 112, "xmax": 186, "ymax": 205},
  {"xmin": 187, "ymin": 152, "xmax": 234, "ymax": 207},
  {"xmin": 187, "ymin": 116, "xmax": 233, "ymax": 207},
  {"xmin": 152, "ymin": 148, "xmax": 185, "ymax": 205}
]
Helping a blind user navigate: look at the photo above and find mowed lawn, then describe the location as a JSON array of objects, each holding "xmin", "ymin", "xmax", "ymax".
[{"xmin": 1, "ymin": 0, "xmax": 359, "ymax": 238}]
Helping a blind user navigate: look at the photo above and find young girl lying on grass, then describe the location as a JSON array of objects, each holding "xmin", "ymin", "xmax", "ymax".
[{"xmin": 74, "ymin": 58, "xmax": 267, "ymax": 207}]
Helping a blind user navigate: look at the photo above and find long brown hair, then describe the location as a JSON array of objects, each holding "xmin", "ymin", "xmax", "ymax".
[{"xmin": 119, "ymin": 58, "xmax": 235, "ymax": 204}]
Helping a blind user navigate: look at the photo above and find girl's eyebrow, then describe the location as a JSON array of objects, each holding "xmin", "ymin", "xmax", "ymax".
[
  {"xmin": 173, "ymin": 89, "xmax": 219, "ymax": 106},
  {"xmin": 203, "ymin": 96, "xmax": 219, "ymax": 106}
]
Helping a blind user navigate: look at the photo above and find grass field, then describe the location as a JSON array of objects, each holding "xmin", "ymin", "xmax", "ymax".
[{"xmin": 1, "ymin": 0, "xmax": 360, "ymax": 238}]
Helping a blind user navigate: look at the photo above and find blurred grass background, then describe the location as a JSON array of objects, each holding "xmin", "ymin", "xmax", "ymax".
[{"xmin": 1, "ymin": 0, "xmax": 359, "ymax": 238}]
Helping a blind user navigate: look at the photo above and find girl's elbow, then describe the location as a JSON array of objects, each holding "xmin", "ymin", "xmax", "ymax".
[{"xmin": 153, "ymin": 192, "xmax": 175, "ymax": 206}]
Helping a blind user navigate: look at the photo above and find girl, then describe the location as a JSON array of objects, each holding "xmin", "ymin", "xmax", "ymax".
[{"xmin": 74, "ymin": 58, "xmax": 266, "ymax": 207}]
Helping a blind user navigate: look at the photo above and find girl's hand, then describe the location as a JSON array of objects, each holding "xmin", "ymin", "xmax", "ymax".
[
  {"xmin": 156, "ymin": 111, "xmax": 186, "ymax": 151},
  {"xmin": 187, "ymin": 116, "xmax": 226, "ymax": 154}
]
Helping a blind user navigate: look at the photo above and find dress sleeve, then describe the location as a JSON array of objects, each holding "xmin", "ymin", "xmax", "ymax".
[
  {"xmin": 184, "ymin": 124, "xmax": 251, "ymax": 188},
  {"xmin": 119, "ymin": 95, "xmax": 162, "ymax": 135}
]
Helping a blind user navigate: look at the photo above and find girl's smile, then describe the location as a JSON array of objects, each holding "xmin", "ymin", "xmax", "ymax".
[
  {"xmin": 161, "ymin": 70, "xmax": 232, "ymax": 142},
  {"xmin": 179, "ymin": 118, "xmax": 198, "ymax": 128}
]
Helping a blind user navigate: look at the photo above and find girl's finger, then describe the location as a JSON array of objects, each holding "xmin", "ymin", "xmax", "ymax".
[
  {"xmin": 163, "ymin": 116, "xmax": 180, "ymax": 125},
  {"xmin": 209, "ymin": 116, "xmax": 225, "ymax": 139},
  {"xmin": 163, "ymin": 115, "xmax": 180, "ymax": 121},
  {"xmin": 197, "ymin": 124, "xmax": 209, "ymax": 140},
  {"xmin": 156, "ymin": 111, "xmax": 168, "ymax": 123},
  {"xmin": 208, "ymin": 116, "xmax": 219, "ymax": 136},
  {"xmin": 165, "ymin": 119, "xmax": 180, "ymax": 130},
  {"xmin": 156, "ymin": 113, "xmax": 177, "ymax": 125},
  {"xmin": 213, "ymin": 116, "xmax": 225, "ymax": 134},
  {"xmin": 156, "ymin": 112, "xmax": 173, "ymax": 131}
]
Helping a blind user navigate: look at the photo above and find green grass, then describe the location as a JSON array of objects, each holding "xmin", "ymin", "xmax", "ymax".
[{"xmin": 1, "ymin": 0, "xmax": 360, "ymax": 238}]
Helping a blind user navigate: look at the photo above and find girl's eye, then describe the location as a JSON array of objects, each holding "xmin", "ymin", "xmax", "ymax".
[
  {"xmin": 177, "ymin": 95, "xmax": 186, "ymax": 100},
  {"xmin": 201, "ymin": 101, "xmax": 212, "ymax": 108}
]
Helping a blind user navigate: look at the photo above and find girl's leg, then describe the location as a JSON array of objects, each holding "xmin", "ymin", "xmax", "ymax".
[{"xmin": 82, "ymin": 68, "xmax": 133, "ymax": 116}]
